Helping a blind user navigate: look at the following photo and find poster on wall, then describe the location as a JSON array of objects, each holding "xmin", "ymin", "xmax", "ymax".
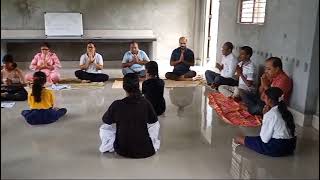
[{"xmin": 44, "ymin": 12, "xmax": 83, "ymax": 36}]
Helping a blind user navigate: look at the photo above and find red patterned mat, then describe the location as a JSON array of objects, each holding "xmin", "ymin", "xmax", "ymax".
[{"xmin": 208, "ymin": 92, "xmax": 262, "ymax": 127}]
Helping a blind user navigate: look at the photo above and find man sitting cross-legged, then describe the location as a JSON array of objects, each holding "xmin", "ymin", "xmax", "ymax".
[{"xmin": 165, "ymin": 37, "xmax": 196, "ymax": 81}]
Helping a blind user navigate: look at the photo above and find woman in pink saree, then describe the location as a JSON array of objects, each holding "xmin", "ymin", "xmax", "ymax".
[{"xmin": 25, "ymin": 43, "xmax": 61, "ymax": 84}]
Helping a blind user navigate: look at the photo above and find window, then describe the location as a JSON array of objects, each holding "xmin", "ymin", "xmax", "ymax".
[{"xmin": 238, "ymin": 0, "xmax": 266, "ymax": 24}]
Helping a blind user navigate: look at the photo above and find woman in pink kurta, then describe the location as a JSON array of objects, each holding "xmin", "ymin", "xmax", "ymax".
[{"xmin": 25, "ymin": 43, "xmax": 61, "ymax": 84}]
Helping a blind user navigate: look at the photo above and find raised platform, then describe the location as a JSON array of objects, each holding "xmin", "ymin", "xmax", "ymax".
[
  {"xmin": 1, "ymin": 30, "xmax": 158, "ymax": 62},
  {"xmin": 1, "ymin": 30, "xmax": 157, "ymax": 42}
]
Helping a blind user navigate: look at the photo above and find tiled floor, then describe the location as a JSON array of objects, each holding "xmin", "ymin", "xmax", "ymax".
[{"xmin": 1, "ymin": 69, "xmax": 319, "ymax": 179}]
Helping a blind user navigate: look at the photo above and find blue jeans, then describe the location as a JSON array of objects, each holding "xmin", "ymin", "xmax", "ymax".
[{"xmin": 205, "ymin": 70, "xmax": 238, "ymax": 86}]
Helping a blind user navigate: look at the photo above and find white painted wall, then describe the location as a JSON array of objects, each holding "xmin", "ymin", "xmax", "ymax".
[{"xmin": 216, "ymin": 0, "xmax": 319, "ymax": 116}]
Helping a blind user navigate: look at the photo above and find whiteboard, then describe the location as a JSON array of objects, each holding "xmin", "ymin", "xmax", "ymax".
[{"xmin": 44, "ymin": 12, "xmax": 83, "ymax": 36}]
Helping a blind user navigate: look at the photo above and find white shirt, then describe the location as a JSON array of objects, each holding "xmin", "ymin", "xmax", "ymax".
[
  {"xmin": 237, "ymin": 60, "xmax": 255, "ymax": 91},
  {"xmin": 260, "ymin": 106, "xmax": 293, "ymax": 143},
  {"xmin": 80, "ymin": 53, "xmax": 103, "ymax": 74},
  {"xmin": 220, "ymin": 53, "xmax": 238, "ymax": 78}
]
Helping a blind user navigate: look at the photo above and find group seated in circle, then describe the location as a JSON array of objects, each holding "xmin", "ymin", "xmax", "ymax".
[{"xmin": 1, "ymin": 38, "xmax": 298, "ymax": 158}]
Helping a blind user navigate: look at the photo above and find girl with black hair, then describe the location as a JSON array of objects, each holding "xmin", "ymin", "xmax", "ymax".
[
  {"xmin": 234, "ymin": 87, "xmax": 296, "ymax": 157},
  {"xmin": 1, "ymin": 54, "xmax": 28, "ymax": 101},
  {"xmin": 100, "ymin": 73, "xmax": 160, "ymax": 158},
  {"xmin": 21, "ymin": 71, "xmax": 67, "ymax": 125},
  {"xmin": 142, "ymin": 61, "xmax": 166, "ymax": 116}
]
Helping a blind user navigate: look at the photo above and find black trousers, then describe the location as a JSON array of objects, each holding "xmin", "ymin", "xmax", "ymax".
[
  {"xmin": 75, "ymin": 70, "xmax": 109, "ymax": 82},
  {"xmin": 1, "ymin": 86, "xmax": 28, "ymax": 101},
  {"xmin": 165, "ymin": 71, "xmax": 196, "ymax": 80}
]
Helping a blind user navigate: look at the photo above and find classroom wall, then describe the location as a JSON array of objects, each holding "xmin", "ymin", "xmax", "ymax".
[
  {"xmin": 216, "ymin": 0, "xmax": 319, "ymax": 120},
  {"xmin": 1, "ymin": 0, "xmax": 197, "ymax": 62}
]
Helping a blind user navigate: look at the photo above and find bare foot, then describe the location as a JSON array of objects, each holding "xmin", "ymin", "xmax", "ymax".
[
  {"xmin": 210, "ymin": 83, "xmax": 219, "ymax": 89},
  {"xmin": 192, "ymin": 75, "xmax": 202, "ymax": 81},
  {"xmin": 177, "ymin": 77, "xmax": 193, "ymax": 81},
  {"xmin": 234, "ymin": 135, "xmax": 245, "ymax": 145}
]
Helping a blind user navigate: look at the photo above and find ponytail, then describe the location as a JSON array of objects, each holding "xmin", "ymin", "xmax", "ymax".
[
  {"xmin": 277, "ymin": 101, "xmax": 295, "ymax": 137},
  {"xmin": 32, "ymin": 71, "xmax": 47, "ymax": 103},
  {"xmin": 265, "ymin": 87, "xmax": 296, "ymax": 137}
]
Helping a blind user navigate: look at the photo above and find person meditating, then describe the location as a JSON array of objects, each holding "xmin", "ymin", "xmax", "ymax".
[
  {"xmin": 218, "ymin": 46, "xmax": 255, "ymax": 100},
  {"xmin": 1, "ymin": 54, "xmax": 27, "ymax": 101},
  {"xmin": 165, "ymin": 37, "xmax": 196, "ymax": 81},
  {"xmin": 142, "ymin": 61, "xmax": 166, "ymax": 116},
  {"xmin": 122, "ymin": 41, "xmax": 150, "ymax": 78},
  {"xmin": 205, "ymin": 42, "xmax": 238, "ymax": 89},
  {"xmin": 21, "ymin": 71, "xmax": 67, "ymax": 125},
  {"xmin": 234, "ymin": 87, "xmax": 296, "ymax": 157},
  {"xmin": 100, "ymin": 73, "xmax": 159, "ymax": 158},
  {"xmin": 25, "ymin": 43, "xmax": 61, "ymax": 84},
  {"xmin": 241, "ymin": 57, "xmax": 292, "ymax": 115},
  {"xmin": 75, "ymin": 42, "xmax": 109, "ymax": 82}
]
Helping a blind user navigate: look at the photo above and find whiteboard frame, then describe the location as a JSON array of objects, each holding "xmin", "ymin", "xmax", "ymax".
[{"xmin": 44, "ymin": 12, "xmax": 84, "ymax": 37}]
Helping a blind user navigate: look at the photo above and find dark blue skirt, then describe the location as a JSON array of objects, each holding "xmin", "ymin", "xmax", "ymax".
[
  {"xmin": 21, "ymin": 108, "xmax": 67, "ymax": 125},
  {"xmin": 245, "ymin": 136, "xmax": 297, "ymax": 157}
]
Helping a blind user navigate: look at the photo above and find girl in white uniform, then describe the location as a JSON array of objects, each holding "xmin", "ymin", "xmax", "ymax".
[{"xmin": 234, "ymin": 87, "xmax": 296, "ymax": 157}]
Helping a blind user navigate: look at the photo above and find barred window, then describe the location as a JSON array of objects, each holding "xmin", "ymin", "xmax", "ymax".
[{"xmin": 239, "ymin": 0, "xmax": 266, "ymax": 24}]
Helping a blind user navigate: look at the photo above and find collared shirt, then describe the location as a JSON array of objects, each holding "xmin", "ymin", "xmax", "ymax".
[
  {"xmin": 30, "ymin": 52, "xmax": 61, "ymax": 72},
  {"xmin": 170, "ymin": 47, "xmax": 194, "ymax": 73},
  {"xmin": 271, "ymin": 72, "xmax": 292, "ymax": 104},
  {"xmin": 260, "ymin": 106, "xmax": 293, "ymax": 143},
  {"xmin": 28, "ymin": 88, "xmax": 55, "ymax": 109},
  {"xmin": 80, "ymin": 53, "xmax": 104, "ymax": 74},
  {"xmin": 220, "ymin": 53, "xmax": 238, "ymax": 78},
  {"xmin": 238, "ymin": 60, "xmax": 255, "ymax": 91},
  {"xmin": 122, "ymin": 50, "xmax": 150, "ymax": 72}
]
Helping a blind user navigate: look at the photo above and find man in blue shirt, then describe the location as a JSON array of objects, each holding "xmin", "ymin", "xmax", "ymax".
[
  {"xmin": 122, "ymin": 41, "xmax": 150, "ymax": 78},
  {"xmin": 165, "ymin": 37, "xmax": 196, "ymax": 81}
]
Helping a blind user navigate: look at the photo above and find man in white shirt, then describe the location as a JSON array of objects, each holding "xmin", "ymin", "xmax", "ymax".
[
  {"xmin": 75, "ymin": 42, "xmax": 109, "ymax": 82},
  {"xmin": 218, "ymin": 46, "xmax": 255, "ymax": 99},
  {"xmin": 122, "ymin": 41, "xmax": 150, "ymax": 78},
  {"xmin": 205, "ymin": 42, "xmax": 238, "ymax": 89}
]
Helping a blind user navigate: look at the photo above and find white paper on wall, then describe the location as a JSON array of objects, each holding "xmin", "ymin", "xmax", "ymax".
[{"xmin": 44, "ymin": 12, "xmax": 83, "ymax": 36}]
